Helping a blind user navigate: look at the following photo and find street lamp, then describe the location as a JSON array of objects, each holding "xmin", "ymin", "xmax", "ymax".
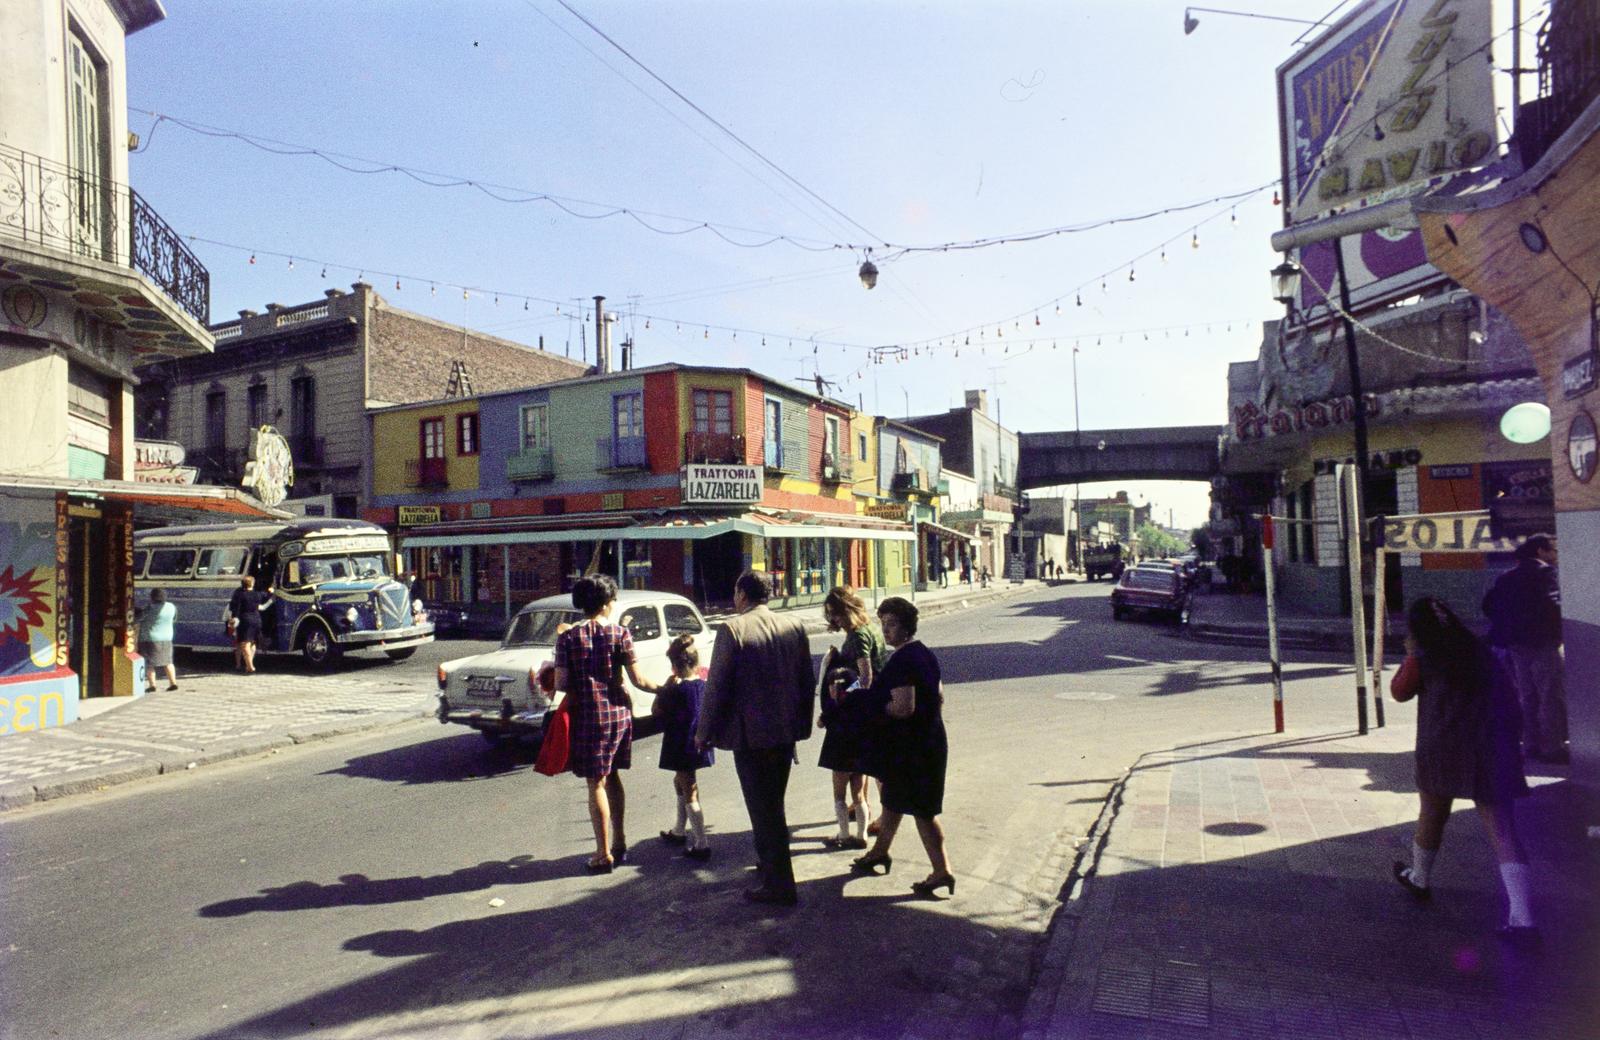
[
  {"xmin": 858, "ymin": 251, "xmax": 879, "ymax": 290},
  {"xmin": 1183, "ymin": 7, "xmax": 1327, "ymax": 35},
  {"xmin": 1271, "ymin": 256, "xmax": 1302, "ymax": 308}
]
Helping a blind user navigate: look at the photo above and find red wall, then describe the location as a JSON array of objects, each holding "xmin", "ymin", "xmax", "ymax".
[{"xmin": 645, "ymin": 370, "xmax": 680, "ymax": 475}]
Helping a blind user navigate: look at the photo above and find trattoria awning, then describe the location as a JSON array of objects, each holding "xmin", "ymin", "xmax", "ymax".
[
  {"xmin": 0, "ymin": 474, "xmax": 292, "ymax": 521},
  {"xmin": 398, "ymin": 509, "xmax": 915, "ymax": 550},
  {"xmin": 917, "ymin": 519, "xmax": 980, "ymax": 545}
]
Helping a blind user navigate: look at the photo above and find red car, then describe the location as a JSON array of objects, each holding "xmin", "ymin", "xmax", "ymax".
[{"xmin": 1111, "ymin": 564, "xmax": 1189, "ymax": 624}]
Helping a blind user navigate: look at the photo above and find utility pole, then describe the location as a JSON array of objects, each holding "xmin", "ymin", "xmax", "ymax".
[{"xmin": 1072, "ymin": 346, "xmax": 1082, "ymax": 573}]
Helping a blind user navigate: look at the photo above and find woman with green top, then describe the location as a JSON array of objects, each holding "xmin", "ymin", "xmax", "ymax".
[
  {"xmin": 137, "ymin": 589, "xmax": 179, "ymax": 692},
  {"xmin": 817, "ymin": 585, "xmax": 889, "ymax": 849}
]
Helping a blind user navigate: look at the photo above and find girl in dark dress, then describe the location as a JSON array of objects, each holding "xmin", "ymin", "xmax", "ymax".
[
  {"xmin": 817, "ymin": 586, "xmax": 889, "ymax": 849},
  {"xmin": 554, "ymin": 576, "xmax": 659, "ymax": 874},
  {"xmin": 226, "ymin": 576, "xmax": 272, "ymax": 674},
  {"xmin": 653, "ymin": 635, "xmax": 714, "ymax": 861},
  {"xmin": 1390, "ymin": 597, "xmax": 1535, "ymax": 941},
  {"xmin": 850, "ymin": 597, "xmax": 955, "ymax": 899}
]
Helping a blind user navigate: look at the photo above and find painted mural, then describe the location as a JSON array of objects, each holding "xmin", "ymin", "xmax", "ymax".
[{"xmin": 0, "ymin": 515, "xmax": 60, "ymax": 679}]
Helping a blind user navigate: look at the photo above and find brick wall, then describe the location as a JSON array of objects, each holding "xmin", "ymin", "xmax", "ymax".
[{"xmin": 365, "ymin": 295, "xmax": 586, "ymax": 406}]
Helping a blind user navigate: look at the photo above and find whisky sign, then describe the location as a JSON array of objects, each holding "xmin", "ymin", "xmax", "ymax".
[{"xmin": 682, "ymin": 464, "xmax": 761, "ymax": 505}]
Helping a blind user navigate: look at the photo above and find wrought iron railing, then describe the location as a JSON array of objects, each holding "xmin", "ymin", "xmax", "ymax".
[
  {"xmin": 596, "ymin": 436, "xmax": 647, "ymax": 470},
  {"xmin": 820, "ymin": 452, "xmax": 855, "ymax": 482},
  {"xmin": 507, "ymin": 448, "xmax": 554, "ymax": 481},
  {"xmin": 683, "ymin": 430, "xmax": 746, "ymax": 464},
  {"xmin": 0, "ymin": 143, "xmax": 209, "ymax": 325},
  {"xmin": 1518, "ymin": 0, "xmax": 1600, "ymax": 165},
  {"xmin": 406, "ymin": 458, "xmax": 448, "ymax": 487}
]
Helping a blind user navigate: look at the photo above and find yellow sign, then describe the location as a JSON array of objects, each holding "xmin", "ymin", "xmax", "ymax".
[
  {"xmin": 1379, "ymin": 511, "xmax": 1523, "ymax": 554},
  {"xmin": 601, "ymin": 492, "xmax": 626, "ymax": 511},
  {"xmin": 397, "ymin": 506, "xmax": 441, "ymax": 526},
  {"xmin": 864, "ymin": 503, "xmax": 909, "ymax": 521}
]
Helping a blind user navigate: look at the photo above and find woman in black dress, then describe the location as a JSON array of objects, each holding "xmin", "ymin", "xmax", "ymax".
[
  {"xmin": 1390, "ymin": 597, "xmax": 1534, "ymax": 941},
  {"xmin": 817, "ymin": 585, "xmax": 888, "ymax": 850},
  {"xmin": 850, "ymin": 597, "xmax": 954, "ymax": 898},
  {"xmin": 226, "ymin": 576, "xmax": 273, "ymax": 674}
]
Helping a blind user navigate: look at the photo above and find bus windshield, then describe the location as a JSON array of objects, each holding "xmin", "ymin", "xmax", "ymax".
[{"xmin": 286, "ymin": 553, "xmax": 392, "ymax": 586}]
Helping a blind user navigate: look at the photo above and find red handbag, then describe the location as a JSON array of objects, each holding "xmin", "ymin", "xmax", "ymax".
[{"xmin": 534, "ymin": 697, "xmax": 571, "ymax": 776}]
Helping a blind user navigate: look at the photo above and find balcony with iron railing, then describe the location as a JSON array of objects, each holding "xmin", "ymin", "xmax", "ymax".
[
  {"xmin": 683, "ymin": 430, "xmax": 747, "ymax": 464},
  {"xmin": 891, "ymin": 468, "xmax": 935, "ymax": 495},
  {"xmin": 0, "ymin": 143, "xmax": 210, "ymax": 327},
  {"xmin": 819, "ymin": 452, "xmax": 855, "ymax": 483},
  {"xmin": 1517, "ymin": 0, "xmax": 1600, "ymax": 166},
  {"xmin": 507, "ymin": 447, "xmax": 555, "ymax": 482},
  {"xmin": 406, "ymin": 457, "xmax": 448, "ymax": 488},
  {"xmin": 596, "ymin": 435, "xmax": 648, "ymax": 471}
]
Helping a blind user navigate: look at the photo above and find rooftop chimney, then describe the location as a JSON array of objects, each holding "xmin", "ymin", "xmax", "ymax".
[
  {"xmin": 964, "ymin": 389, "xmax": 988, "ymax": 415},
  {"xmin": 594, "ymin": 296, "xmax": 609, "ymax": 374}
]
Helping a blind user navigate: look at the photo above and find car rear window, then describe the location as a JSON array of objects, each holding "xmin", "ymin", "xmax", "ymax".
[
  {"xmin": 505, "ymin": 609, "xmax": 584, "ymax": 647},
  {"xmin": 617, "ymin": 606, "xmax": 662, "ymax": 642},
  {"xmin": 1125, "ymin": 570, "xmax": 1174, "ymax": 590}
]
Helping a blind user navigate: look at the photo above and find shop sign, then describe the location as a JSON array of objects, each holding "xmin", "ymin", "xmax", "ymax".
[
  {"xmin": 1379, "ymin": 511, "xmax": 1524, "ymax": 554},
  {"xmin": 1312, "ymin": 447, "xmax": 1421, "ymax": 475},
  {"xmin": 1278, "ymin": 0, "xmax": 1495, "ymax": 313},
  {"xmin": 397, "ymin": 506, "xmax": 441, "ymax": 526},
  {"xmin": 135, "ymin": 438, "xmax": 198, "ymax": 485},
  {"xmin": 1233, "ymin": 394, "xmax": 1380, "ymax": 440},
  {"xmin": 601, "ymin": 492, "xmax": 626, "ymax": 511},
  {"xmin": 1569, "ymin": 410, "xmax": 1597, "ymax": 483},
  {"xmin": 470, "ymin": 502, "xmax": 492, "ymax": 519},
  {"xmin": 1427, "ymin": 464, "xmax": 1472, "ymax": 480},
  {"xmin": 864, "ymin": 503, "xmax": 909, "ymax": 521},
  {"xmin": 1561, "ymin": 351, "xmax": 1597, "ymax": 399},
  {"xmin": 241, "ymin": 426, "xmax": 294, "ymax": 508},
  {"xmin": 681, "ymin": 463, "xmax": 761, "ymax": 505}
]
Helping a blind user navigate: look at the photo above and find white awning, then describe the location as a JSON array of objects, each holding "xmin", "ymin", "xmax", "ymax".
[{"xmin": 399, "ymin": 510, "xmax": 915, "ymax": 550}]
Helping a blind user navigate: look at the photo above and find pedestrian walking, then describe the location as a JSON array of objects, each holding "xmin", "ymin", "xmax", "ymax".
[
  {"xmin": 554, "ymin": 576, "xmax": 659, "ymax": 874},
  {"xmin": 137, "ymin": 589, "xmax": 179, "ymax": 692},
  {"xmin": 817, "ymin": 585, "xmax": 889, "ymax": 851},
  {"xmin": 850, "ymin": 596, "xmax": 955, "ymax": 900},
  {"xmin": 1390, "ymin": 597, "xmax": 1536, "ymax": 942},
  {"xmin": 653, "ymin": 634, "xmax": 714, "ymax": 861},
  {"xmin": 696, "ymin": 570, "xmax": 816, "ymax": 907},
  {"xmin": 226, "ymin": 576, "xmax": 273, "ymax": 674},
  {"xmin": 1483, "ymin": 533, "xmax": 1567, "ymax": 763}
]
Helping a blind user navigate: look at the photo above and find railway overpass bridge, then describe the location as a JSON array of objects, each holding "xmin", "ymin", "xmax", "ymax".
[{"xmin": 1016, "ymin": 425, "xmax": 1224, "ymax": 491}]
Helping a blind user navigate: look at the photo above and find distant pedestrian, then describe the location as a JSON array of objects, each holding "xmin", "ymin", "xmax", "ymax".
[
  {"xmin": 817, "ymin": 586, "xmax": 889, "ymax": 850},
  {"xmin": 850, "ymin": 597, "xmax": 955, "ymax": 899},
  {"xmin": 138, "ymin": 589, "xmax": 178, "ymax": 692},
  {"xmin": 226, "ymin": 576, "xmax": 273, "ymax": 674},
  {"xmin": 1483, "ymin": 534, "xmax": 1566, "ymax": 764},
  {"xmin": 555, "ymin": 575, "xmax": 660, "ymax": 874},
  {"xmin": 1390, "ymin": 597, "xmax": 1535, "ymax": 942},
  {"xmin": 697, "ymin": 570, "xmax": 816, "ymax": 907},
  {"xmin": 653, "ymin": 634, "xmax": 714, "ymax": 861}
]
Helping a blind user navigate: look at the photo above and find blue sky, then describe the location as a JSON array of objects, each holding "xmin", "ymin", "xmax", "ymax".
[{"xmin": 126, "ymin": 1, "xmax": 1396, "ymax": 528}]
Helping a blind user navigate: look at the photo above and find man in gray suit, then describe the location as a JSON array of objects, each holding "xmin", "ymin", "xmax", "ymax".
[{"xmin": 697, "ymin": 570, "xmax": 816, "ymax": 906}]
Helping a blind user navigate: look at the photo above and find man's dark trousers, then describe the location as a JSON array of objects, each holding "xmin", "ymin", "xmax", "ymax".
[{"xmin": 734, "ymin": 745, "xmax": 795, "ymax": 895}]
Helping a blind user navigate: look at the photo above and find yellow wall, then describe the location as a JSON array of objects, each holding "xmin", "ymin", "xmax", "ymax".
[
  {"xmin": 1283, "ymin": 415, "xmax": 1546, "ymax": 488},
  {"xmin": 676, "ymin": 371, "xmax": 747, "ymax": 463},
  {"xmin": 371, "ymin": 401, "xmax": 481, "ymax": 495}
]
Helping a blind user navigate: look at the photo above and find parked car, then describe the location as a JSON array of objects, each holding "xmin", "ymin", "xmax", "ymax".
[
  {"xmin": 426, "ymin": 604, "xmax": 474, "ymax": 637},
  {"xmin": 1111, "ymin": 564, "xmax": 1190, "ymax": 624},
  {"xmin": 436, "ymin": 590, "xmax": 717, "ymax": 746}
]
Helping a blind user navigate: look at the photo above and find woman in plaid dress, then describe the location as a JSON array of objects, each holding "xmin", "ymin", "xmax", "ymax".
[{"xmin": 555, "ymin": 576, "xmax": 660, "ymax": 874}]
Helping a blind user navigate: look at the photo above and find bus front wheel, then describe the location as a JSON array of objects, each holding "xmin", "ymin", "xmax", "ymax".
[{"xmin": 300, "ymin": 620, "xmax": 341, "ymax": 670}]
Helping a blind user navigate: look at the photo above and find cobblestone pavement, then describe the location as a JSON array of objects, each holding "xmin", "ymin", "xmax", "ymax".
[
  {"xmin": 1019, "ymin": 724, "xmax": 1597, "ymax": 1040},
  {"xmin": 0, "ymin": 665, "xmax": 433, "ymax": 809}
]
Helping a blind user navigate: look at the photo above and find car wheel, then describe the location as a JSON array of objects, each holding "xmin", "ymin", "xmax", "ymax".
[
  {"xmin": 1112, "ymin": 605, "xmax": 1125, "ymax": 620},
  {"xmin": 385, "ymin": 647, "xmax": 417, "ymax": 662},
  {"xmin": 300, "ymin": 619, "xmax": 341, "ymax": 670}
]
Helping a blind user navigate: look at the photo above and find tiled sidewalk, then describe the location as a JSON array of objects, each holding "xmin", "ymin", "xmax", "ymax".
[{"xmin": 1023, "ymin": 726, "xmax": 1598, "ymax": 1040}]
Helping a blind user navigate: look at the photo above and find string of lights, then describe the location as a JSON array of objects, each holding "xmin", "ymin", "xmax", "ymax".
[{"xmin": 1295, "ymin": 260, "xmax": 1498, "ymax": 368}]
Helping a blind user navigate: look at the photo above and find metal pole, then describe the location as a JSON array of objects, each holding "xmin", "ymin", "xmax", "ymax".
[
  {"xmin": 1072, "ymin": 346, "xmax": 1082, "ymax": 574},
  {"xmin": 909, "ymin": 515, "xmax": 918, "ymax": 604},
  {"xmin": 1371, "ymin": 546, "xmax": 1387, "ymax": 728},
  {"xmin": 1342, "ymin": 464, "xmax": 1371, "ymax": 736},
  {"xmin": 1262, "ymin": 515, "xmax": 1284, "ymax": 733},
  {"xmin": 1332, "ymin": 237, "xmax": 1371, "ymax": 521}
]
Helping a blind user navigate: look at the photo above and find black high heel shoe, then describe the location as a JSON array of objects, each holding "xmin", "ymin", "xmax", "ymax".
[
  {"xmin": 584, "ymin": 855, "xmax": 615, "ymax": 874},
  {"xmin": 611, "ymin": 844, "xmax": 629, "ymax": 865},
  {"xmin": 851, "ymin": 850, "xmax": 892, "ymax": 875},
  {"xmin": 910, "ymin": 873, "xmax": 956, "ymax": 898}
]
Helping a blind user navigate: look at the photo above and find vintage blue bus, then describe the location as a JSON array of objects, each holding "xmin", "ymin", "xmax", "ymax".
[{"xmin": 133, "ymin": 519, "xmax": 433, "ymax": 668}]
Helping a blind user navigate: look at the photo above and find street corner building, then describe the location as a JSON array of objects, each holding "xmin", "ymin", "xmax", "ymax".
[{"xmin": 0, "ymin": 0, "xmax": 285, "ymax": 734}]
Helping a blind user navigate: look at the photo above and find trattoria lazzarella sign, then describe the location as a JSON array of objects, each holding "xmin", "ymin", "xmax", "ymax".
[
  {"xmin": 682, "ymin": 464, "xmax": 761, "ymax": 505},
  {"xmin": 1379, "ymin": 511, "xmax": 1524, "ymax": 554}
]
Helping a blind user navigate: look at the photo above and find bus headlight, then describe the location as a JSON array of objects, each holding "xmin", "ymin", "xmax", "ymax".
[{"xmin": 344, "ymin": 606, "xmax": 359, "ymax": 626}]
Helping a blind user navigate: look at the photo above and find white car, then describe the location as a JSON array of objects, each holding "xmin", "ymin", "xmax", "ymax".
[{"xmin": 436, "ymin": 590, "xmax": 718, "ymax": 746}]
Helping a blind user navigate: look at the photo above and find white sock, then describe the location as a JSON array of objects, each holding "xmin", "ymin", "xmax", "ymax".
[
  {"xmin": 1409, "ymin": 842, "xmax": 1437, "ymax": 888},
  {"xmin": 852, "ymin": 798, "xmax": 868, "ymax": 841},
  {"xmin": 686, "ymin": 801, "xmax": 706, "ymax": 849},
  {"xmin": 670, "ymin": 793, "xmax": 687, "ymax": 836},
  {"xmin": 1499, "ymin": 862, "xmax": 1535, "ymax": 927},
  {"xmin": 834, "ymin": 799, "xmax": 851, "ymax": 840}
]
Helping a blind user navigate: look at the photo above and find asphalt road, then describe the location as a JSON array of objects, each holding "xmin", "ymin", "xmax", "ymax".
[{"xmin": 0, "ymin": 583, "xmax": 1362, "ymax": 1040}]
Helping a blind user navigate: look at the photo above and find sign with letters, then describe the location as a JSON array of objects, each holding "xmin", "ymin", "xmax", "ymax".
[
  {"xmin": 1379, "ymin": 511, "xmax": 1524, "ymax": 554},
  {"xmin": 1562, "ymin": 351, "xmax": 1597, "ymax": 400},
  {"xmin": 864, "ymin": 503, "xmax": 910, "ymax": 521},
  {"xmin": 681, "ymin": 464, "xmax": 761, "ymax": 505},
  {"xmin": 397, "ymin": 506, "xmax": 441, "ymax": 526}
]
